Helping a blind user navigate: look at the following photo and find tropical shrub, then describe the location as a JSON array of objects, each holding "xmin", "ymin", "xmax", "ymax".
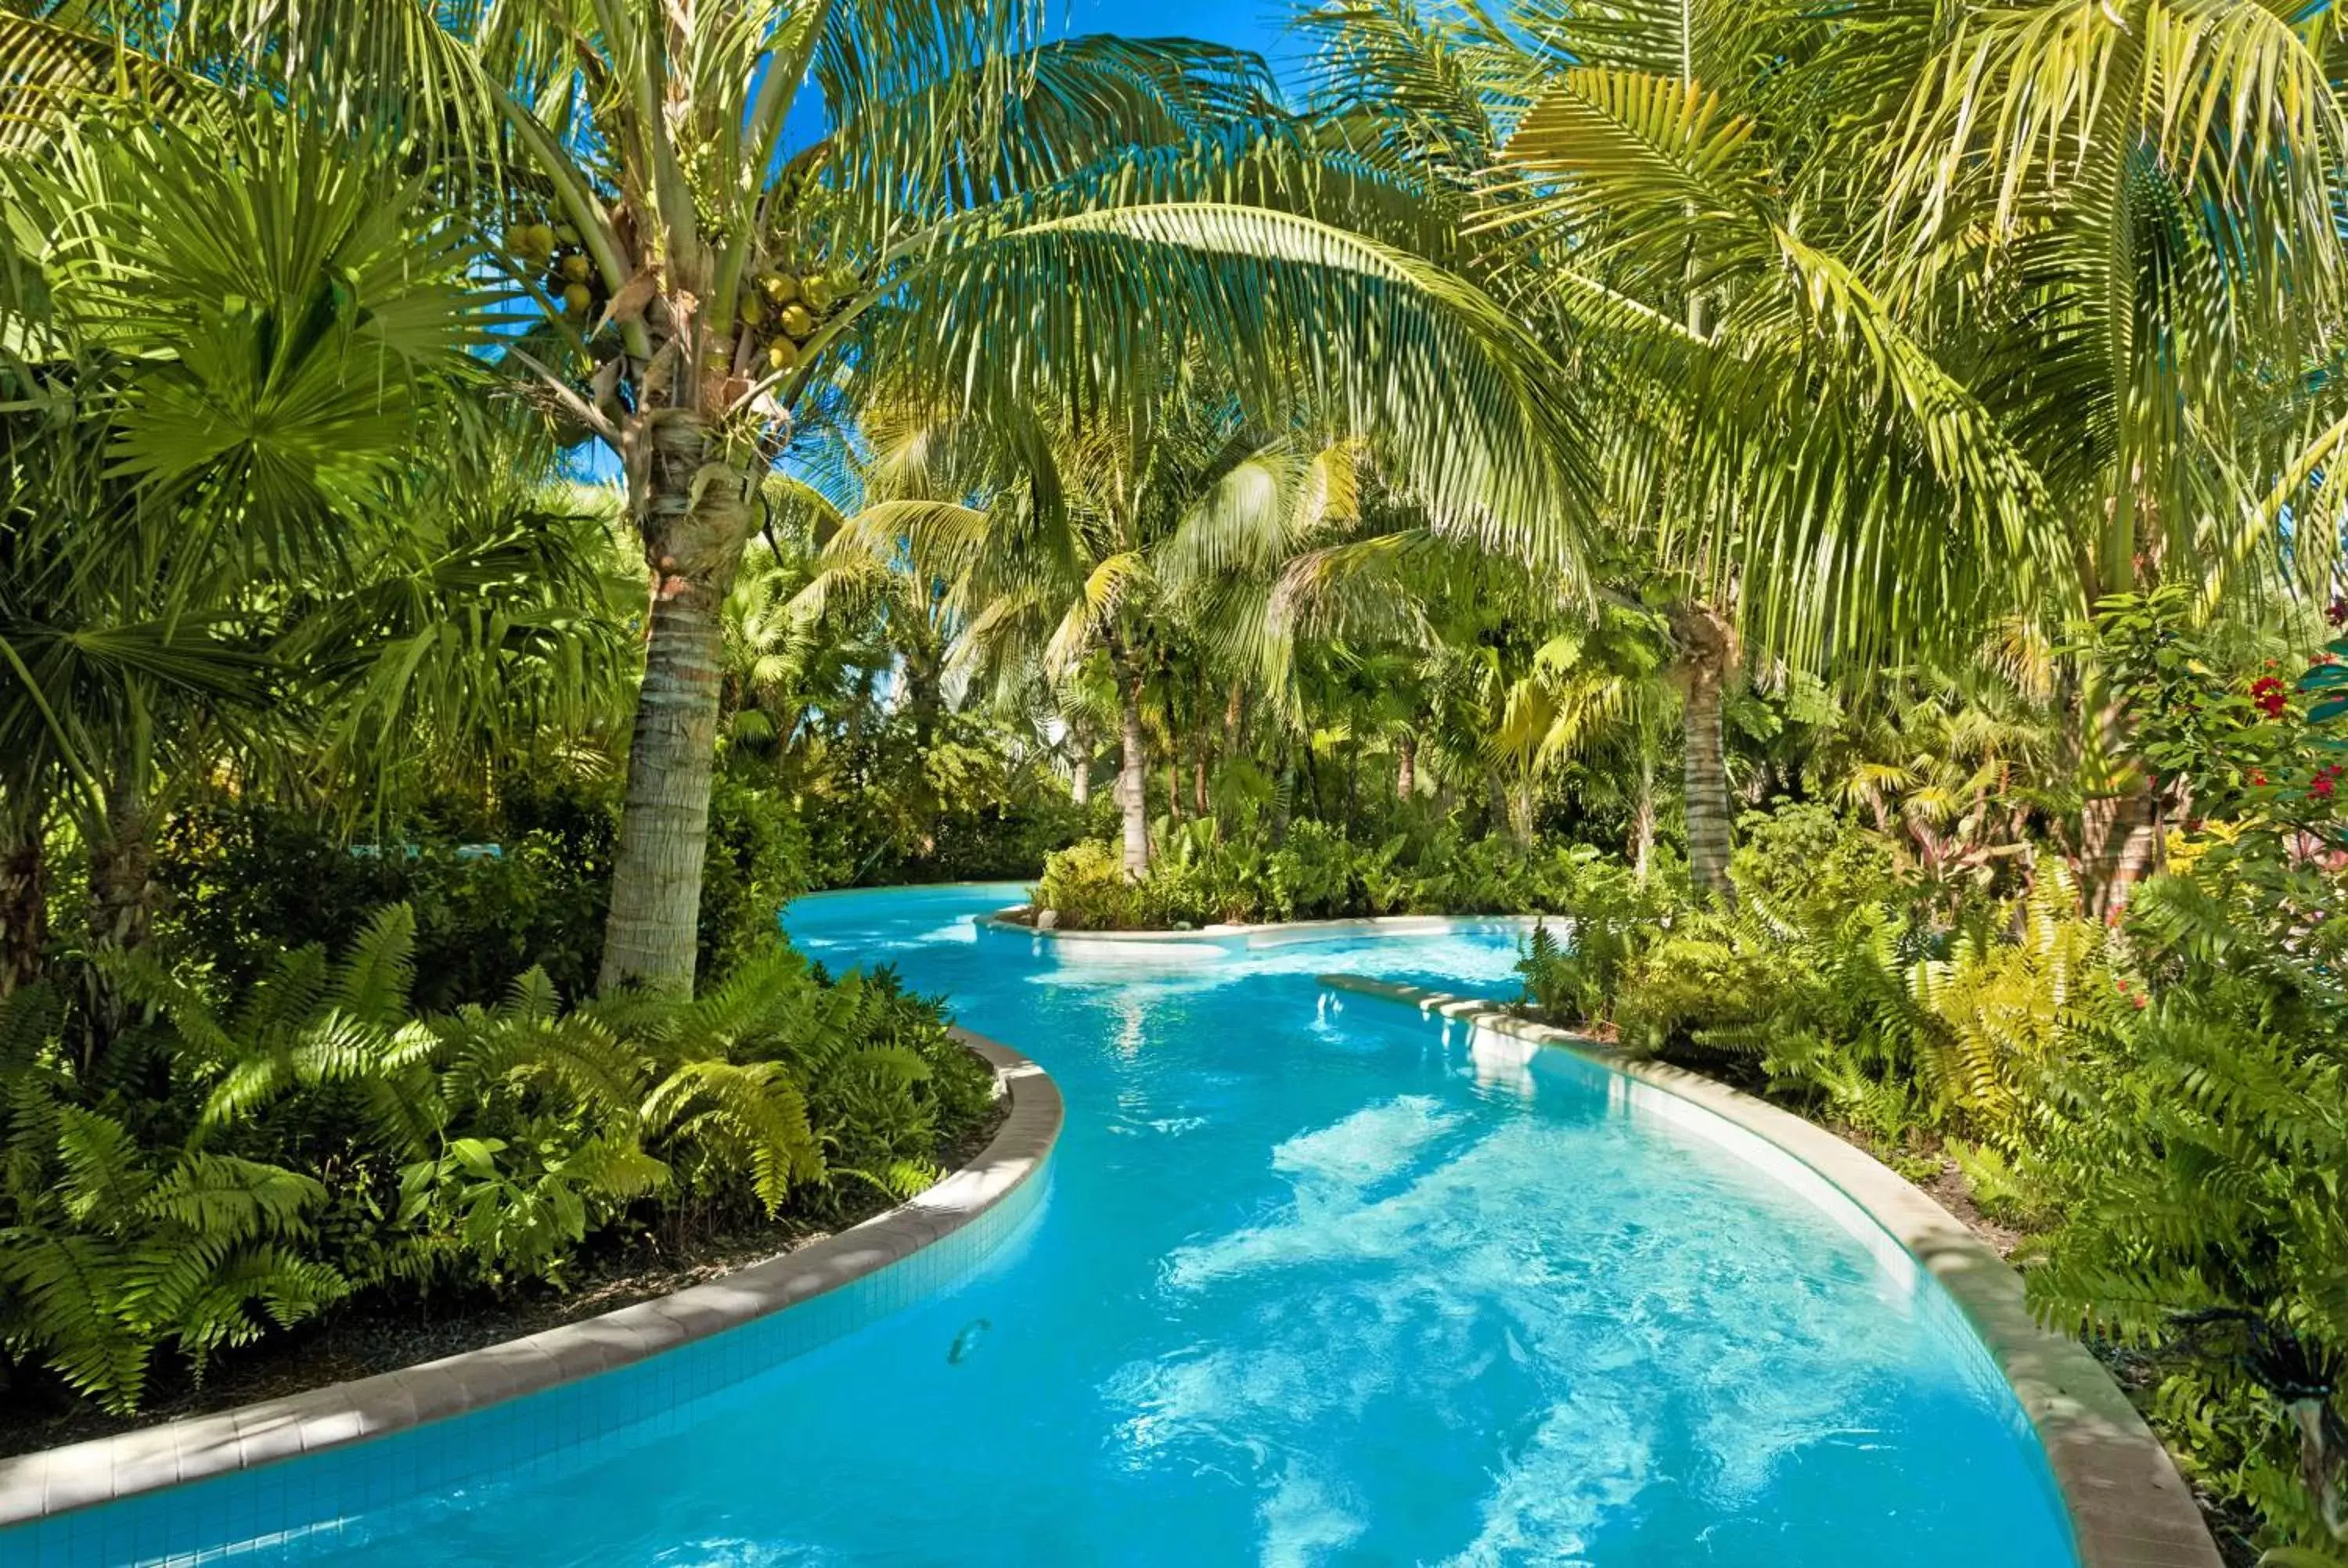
[
  {"xmin": 1033, "ymin": 818, "xmax": 1682, "ymax": 932},
  {"xmin": 0, "ymin": 908, "xmax": 993, "ymax": 1415},
  {"xmin": 1990, "ymin": 601, "xmax": 2348, "ymax": 1557},
  {"xmin": 0, "ymin": 984, "xmax": 348, "ymax": 1414},
  {"xmin": 157, "ymin": 793, "xmax": 617, "ymax": 1009},
  {"xmin": 1033, "ymin": 840, "xmax": 1141, "ymax": 930},
  {"xmin": 1513, "ymin": 851, "xmax": 1669, "ymax": 1027},
  {"xmin": 2015, "ymin": 851, "xmax": 2348, "ymax": 1557},
  {"xmin": 157, "ymin": 775, "xmax": 813, "ymax": 1008}
]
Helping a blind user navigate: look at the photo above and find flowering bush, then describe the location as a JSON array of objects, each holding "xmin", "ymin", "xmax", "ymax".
[{"xmin": 2093, "ymin": 589, "xmax": 2345, "ymax": 844}]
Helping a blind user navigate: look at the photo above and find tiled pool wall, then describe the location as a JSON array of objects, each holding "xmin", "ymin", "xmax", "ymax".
[{"xmin": 2, "ymin": 1038, "xmax": 1057, "ymax": 1568}]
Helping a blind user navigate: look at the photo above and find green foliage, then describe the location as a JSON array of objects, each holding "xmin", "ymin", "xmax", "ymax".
[
  {"xmin": 0, "ymin": 908, "xmax": 992, "ymax": 1415},
  {"xmin": 155, "ymin": 773, "xmax": 816, "ymax": 1009},
  {"xmin": 2091, "ymin": 587, "xmax": 2346, "ymax": 833},
  {"xmin": 0, "ymin": 987, "xmax": 345, "ymax": 1414},
  {"xmin": 1035, "ymin": 817, "xmax": 1682, "ymax": 931},
  {"xmin": 1033, "ymin": 840, "xmax": 1142, "ymax": 931},
  {"xmin": 1513, "ymin": 851, "xmax": 1666, "ymax": 1027},
  {"xmin": 157, "ymin": 791, "xmax": 616, "ymax": 1010},
  {"xmin": 2011, "ymin": 847, "xmax": 2348, "ymax": 1557}
]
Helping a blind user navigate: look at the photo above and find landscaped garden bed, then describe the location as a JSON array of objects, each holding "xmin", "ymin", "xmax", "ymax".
[{"xmin": 5, "ymin": 0, "xmax": 2346, "ymax": 1559}]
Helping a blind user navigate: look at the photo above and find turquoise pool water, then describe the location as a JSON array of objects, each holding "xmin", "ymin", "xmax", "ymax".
[{"xmin": 39, "ymin": 883, "xmax": 2078, "ymax": 1566}]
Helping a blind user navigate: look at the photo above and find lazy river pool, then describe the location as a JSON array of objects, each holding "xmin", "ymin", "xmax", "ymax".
[{"xmin": 36, "ymin": 882, "xmax": 2078, "ymax": 1566}]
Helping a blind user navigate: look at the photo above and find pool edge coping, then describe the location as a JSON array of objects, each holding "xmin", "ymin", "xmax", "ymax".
[
  {"xmin": 975, "ymin": 906, "xmax": 1553, "ymax": 948},
  {"xmin": 1319, "ymin": 973, "xmax": 2222, "ymax": 1568},
  {"xmin": 0, "ymin": 1027, "xmax": 1062, "ymax": 1531}
]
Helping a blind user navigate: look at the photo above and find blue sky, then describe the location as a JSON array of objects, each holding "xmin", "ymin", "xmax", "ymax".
[{"xmin": 1074, "ymin": 0, "xmax": 1294, "ymax": 77}]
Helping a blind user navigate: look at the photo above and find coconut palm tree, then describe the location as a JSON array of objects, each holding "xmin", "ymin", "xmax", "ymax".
[{"xmin": 5, "ymin": 1, "xmax": 1593, "ymax": 991}]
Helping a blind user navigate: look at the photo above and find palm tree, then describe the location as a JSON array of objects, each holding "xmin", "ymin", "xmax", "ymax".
[
  {"xmin": 1263, "ymin": 518, "xmax": 1557, "ymax": 843},
  {"xmin": 10, "ymin": 1, "xmax": 1591, "ymax": 991},
  {"xmin": 1495, "ymin": 597, "xmax": 1676, "ymax": 880},
  {"xmin": 1304, "ymin": 0, "xmax": 2050, "ymax": 898},
  {"xmin": 1, "ymin": 98, "xmax": 642, "ymax": 1023},
  {"xmin": 1810, "ymin": 656, "xmax": 2058, "ymax": 905},
  {"xmin": 1865, "ymin": 0, "xmax": 2348, "ymax": 910},
  {"xmin": 0, "ymin": 105, "xmax": 493, "ymax": 1019},
  {"xmin": 819, "ymin": 380, "xmax": 1370, "ymax": 877}
]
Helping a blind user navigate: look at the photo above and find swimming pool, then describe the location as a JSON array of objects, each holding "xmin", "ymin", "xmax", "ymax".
[{"xmin": 30, "ymin": 882, "xmax": 2080, "ymax": 1565}]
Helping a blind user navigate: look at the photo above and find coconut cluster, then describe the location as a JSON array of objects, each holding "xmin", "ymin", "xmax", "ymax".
[
  {"xmin": 740, "ymin": 267, "xmax": 851, "ymax": 374},
  {"xmin": 507, "ymin": 219, "xmax": 603, "ymax": 321}
]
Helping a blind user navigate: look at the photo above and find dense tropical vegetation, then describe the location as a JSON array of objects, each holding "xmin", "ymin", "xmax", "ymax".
[{"xmin": 2, "ymin": 0, "xmax": 2346, "ymax": 1558}]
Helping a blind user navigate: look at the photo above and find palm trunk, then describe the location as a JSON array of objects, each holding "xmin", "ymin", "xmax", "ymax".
[
  {"xmin": 1271, "ymin": 746, "xmax": 1295, "ymax": 846},
  {"xmin": 1396, "ymin": 732, "xmax": 1417, "ymax": 800},
  {"xmin": 82, "ymin": 774, "xmax": 160, "ymax": 1072},
  {"xmin": 2078, "ymin": 706, "xmax": 2162, "ymax": 919},
  {"xmin": 906, "ymin": 656, "xmax": 941, "ymax": 750},
  {"xmin": 598, "ymin": 419, "xmax": 759, "ymax": 994},
  {"xmin": 1630, "ymin": 750, "xmax": 1656, "ymax": 885},
  {"xmin": 87, "ymin": 780, "xmax": 157, "ymax": 956},
  {"xmin": 1115, "ymin": 653, "xmax": 1150, "ymax": 879},
  {"xmin": 1507, "ymin": 779, "xmax": 1535, "ymax": 846},
  {"xmin": 1681, "ymin": 672, "xmax": 1733, "ymax": 899},
  {"xmin": 1670, "ymin": 602, "xmax": 1738, "ymax": 902},
  {"xmin": 1, "ymin": 820, "xmax": 48, "ymax": 996},
  {"xmin": 1069, "ymin": 730, "xmax": 1092, "ymax": 807},
  {"xmin": 1192, "ymin": 754, "xmax": 1209, "ymax": 821}
]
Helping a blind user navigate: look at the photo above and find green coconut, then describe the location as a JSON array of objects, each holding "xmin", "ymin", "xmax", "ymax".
[{"xmin": 778, "ymin": 301, "xmax": 815, "ymax": 340}]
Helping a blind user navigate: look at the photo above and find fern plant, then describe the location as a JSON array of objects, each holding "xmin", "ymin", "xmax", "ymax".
[
  {"xmin": 0, "ymin": 986, "xmax": 347, "ymax": 1413},
  {"xmin": 2, "ymin": 903, "xmax": 985, "ymax": 1413},
  {"xmin": 2014, "ymin": 850, "xmax": 2348, "ymax": 1559}
]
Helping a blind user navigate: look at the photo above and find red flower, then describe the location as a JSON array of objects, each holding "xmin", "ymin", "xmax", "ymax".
[
  {"xmin": 2251, "ymin": 771, "xmax": 2269, "ymax": 787},
  {"xmin": 2331, "ymin": 598, "xmax": 2348, "ymax": 628},
  {"xmin": 2252, "ymin": 675, "xmax": 2289, "ymax": 718},
  {"xmin": 2317, "ymin": 765, "xmax": 2344, "ymax": 802}
]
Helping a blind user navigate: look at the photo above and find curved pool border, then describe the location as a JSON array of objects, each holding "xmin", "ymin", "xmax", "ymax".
[
  {"xmin": 976, "ymin": 905, "xmax": 1550, "ymax": 955},
  {"xmin": 1320, "ymin": 973, "xmax": 2220, "ymax": 1568},
  {"xmin": 0, "ymin": 1027, "xmax": 1061, "ymax": 1539}
]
